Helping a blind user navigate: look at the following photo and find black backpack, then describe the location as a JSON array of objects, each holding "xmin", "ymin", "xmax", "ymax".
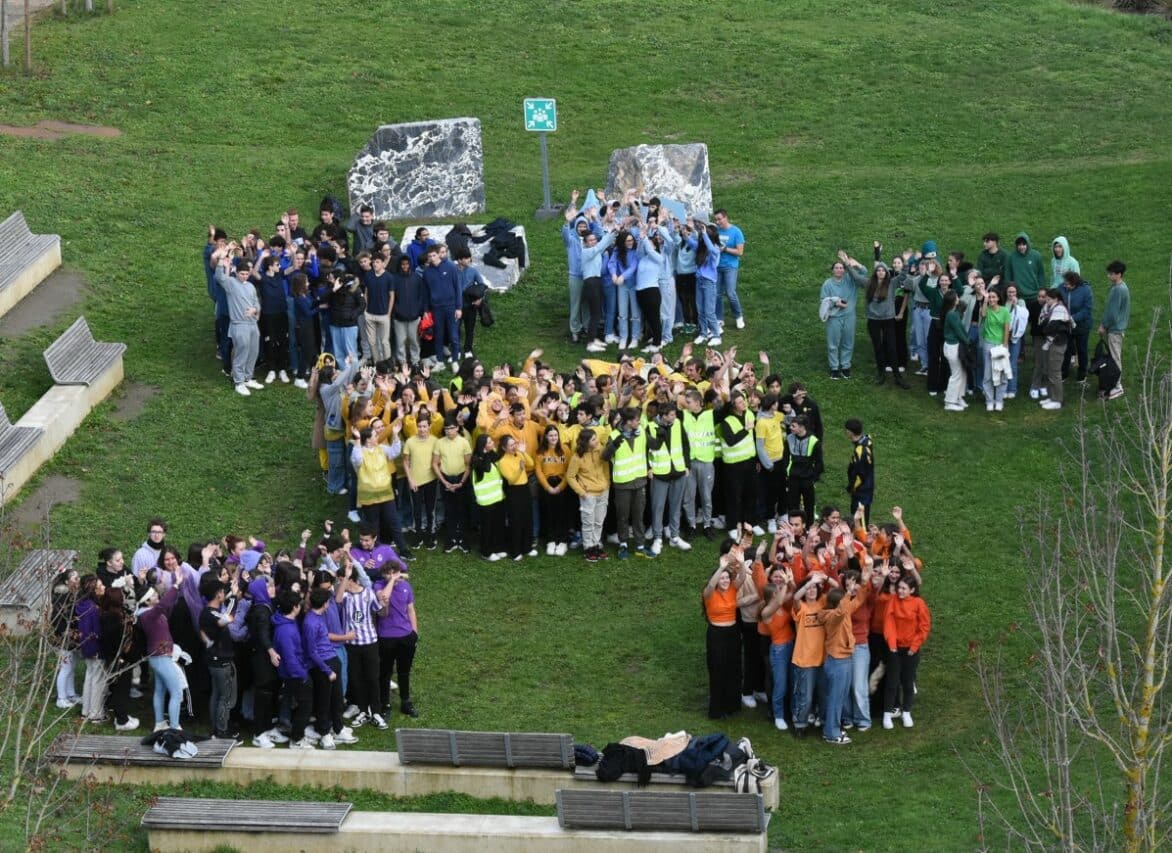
[
  {"xmin": 321, "ymin": 193, "xmax": 348, "ymax": 223},
  {"xmin": 1089, "ymin": 338, "xmax": 1120, "ymax": 398}
]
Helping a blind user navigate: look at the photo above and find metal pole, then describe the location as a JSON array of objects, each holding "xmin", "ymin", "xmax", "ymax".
[{"xmin": 539, "ymin": 132, "xmax": 552, "ymax": 209}]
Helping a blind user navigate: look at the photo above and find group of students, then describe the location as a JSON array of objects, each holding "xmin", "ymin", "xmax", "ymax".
[
  {"xmin": 821, "ymin": 234, "xmax": 1132, "ymax": 411},
  {"xmin": 203, "ymin": 205, "xmax": 496, "ymax": 398},
  {"xmin": 305, "ymin": 337, "xmax": 878, "ymax": 570},
  {"xmin": 702, "ymin": 505, "xmax": 931, "ymax": 744},
  {"xmin": 50, "ymin": 518, "xmax": 421, "ymax": 750},
  {"xmin": 561, "ymin": 190, "xmax": 747, "ymax": 354}
]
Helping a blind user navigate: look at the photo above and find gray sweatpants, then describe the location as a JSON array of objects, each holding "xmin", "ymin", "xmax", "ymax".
[
  {"xmin": 650, "ymin": 476, "xmax": 687, "ymax": 540},
  {"xmin": 684, "ymin": 460, "xmax": 714, "ymax": 527},
  {"xmin": 230, "ymin": 321, "xmax": 260, "ymax": 384},
  {"xmin": 394, "ymin": 317, "xmax": 421, "ymax": 366}
]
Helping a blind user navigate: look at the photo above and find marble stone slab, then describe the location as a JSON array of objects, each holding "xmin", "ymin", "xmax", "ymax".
[
  {"xmin": 349, "ymin": 119, "xmax": 485, "ymax": 221},
  {"xmin": 606, "ymin": 143, "xmax": 712, "ymax": 220},
  {"xmin": 398, "ymin": 224, "xmax": 528, "ymax": 293}
]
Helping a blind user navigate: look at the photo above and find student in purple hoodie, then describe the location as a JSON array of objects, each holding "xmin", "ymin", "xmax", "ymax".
[
  {"xmin": 77, "ymin": 575, "xmax": 107, "ymax": 722},
  {"xmin": 302, "ymin": 587, "xmax": 358, "ymax": 749},
  {"xmin": 246, "ymin": 576, "xmax": 287, "ymax": 749},
  {"xmin": 272, "ymin": 590, "xmax": 315, "ymax": 749},
  {"xmin": 374, "ymin": 566, "xmax": 419, "ymax": 719}
]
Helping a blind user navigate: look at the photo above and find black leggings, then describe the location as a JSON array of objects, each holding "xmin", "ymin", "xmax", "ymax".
[
  {"xmin": 260, "ymin": 312, "xmax": 289, "ymax": 371},
  {"xmin": 105, "ymin": 662, "xmax": 132, "ymax": 725},
  {"xmin": 283, "ymin": 676, "xmax": 312, "ymax": 742},
  {"xmin": 478, "ymin": 500, "xmax": 505, "ymax": 556},
  {"xmin": 295, "ymin": 321, "xmax": 318, "ymax": 379},
  {"xmin": 926, "ymin": 319, "xmax": 946, "ymax": 392},
  {"xmin": 867, "ymin": 317, "xmax": 898, "ymax": 373},
  {"xmin": 636, "ymin": 287, "xmax": 662, "ymax": 346},
  {"xmin": 411, "ymin": 480, "xmax": 438, "ymax": 535},
  {"xmin": 347, "ymin": 642, "xmax": 380, "ymax": 715},
  {"xmin": 439, "ymin": 475, "xmax": 467, "ymax": 544},
  {"xmin": 310, "ymin": 656, "xmax": 344, "ymax": 736},
  {"xmin": 462, "ymin": 308, "xmax": 478, "ymax": 355},
  {"xmin": 539, "ymin": 484, "xmax": 573, "ymax": 544},
  {"xmin": 706, "ymin": 623, "xmax": 741, "ymax": 719},
  {"xmin": 884, "ymin": 647, "xmax": 920, "ymax": 713},
  {"xmin": 378, "ymin": 633, "xmax": 417, "ymax": 710},
  {"xmin": 722, "ymin": 459, "xmax": 755, "ymax": 532},
  {"xmin": 250, "ymin": 652, "xmax": 278, "ymax": 735},
  {"xmin": 787, "ymin": 477, "xmax": 816, "ymax": 525},
  {"xmin": 676, "ymin": 273, "xmax": 697, "ymax": 325},
  {"xmin": 893, "ymin": 296, "xmax": 909, "ymax": 369},
  {"xmin": 583, "ymin": 276, "xmax": 603, "ymax": 341},
  {"xmin": 505, "ymin": 484, "xmax": 532, "ymax": 557},
  {"xmin": 740, "ymin": 620, "xmax": 765, "ymax": 696}
]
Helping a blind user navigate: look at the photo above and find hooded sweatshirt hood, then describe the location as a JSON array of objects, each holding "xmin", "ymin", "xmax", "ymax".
[
  {"xmin": 247, "ymin": 577, "xmax": 272, "ymax": 607},
  {"xmin": 1050, "ymin": 236, "xmax": 1080, "ymax": 287},
  {"xmin": 1014, "ymin": 231, "xmax": 1031, "ymax": 248}
]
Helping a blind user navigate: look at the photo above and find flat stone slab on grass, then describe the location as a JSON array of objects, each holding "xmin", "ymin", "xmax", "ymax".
[
  {"xmin": 349, "ymin": 118, "xmax": 485, "ymax": 221},
  {"xmin": 606, "ymin": 143, "xmax": 712, "ymax": 220},
  {"xmin": 399, "ymin": 224, "xmax": 528, "ymax": 293}
]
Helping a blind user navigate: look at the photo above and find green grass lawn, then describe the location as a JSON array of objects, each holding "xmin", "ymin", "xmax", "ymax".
[{"xmin": 2, "ymin": 0, "xmax": 1171, "ymax": 850}]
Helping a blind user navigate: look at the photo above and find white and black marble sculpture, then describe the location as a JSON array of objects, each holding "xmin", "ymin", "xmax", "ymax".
[
  {"xmin": 348, "ymin": 119, "xmax": 486, "ymax": 221},
  {"xmin": 606, "ymin": 143, "xmax": 712, "ymax": 220},
  {"xmin": 399, "ymin": 224, "xmax": 528, "ymax": 293}
]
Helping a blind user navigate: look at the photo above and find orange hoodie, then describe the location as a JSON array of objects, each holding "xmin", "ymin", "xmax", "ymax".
[
  {"xmin": 883, "ymin": 595, "xmax": 931, "ymax": 653},
  {"xmin": 791, "ymin": 597, "xmax": 827, "ymax": 668}
]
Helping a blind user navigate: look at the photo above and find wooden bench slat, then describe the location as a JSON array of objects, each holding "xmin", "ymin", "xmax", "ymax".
[
  {"xmin": 0, "ymin": 211, "xmax": 59, "ymax": 292},
  {"xmin": 556, "ymin": 789, "xmax": 766, "ymax": 834},
  {"xmin": 0, "ymin": 549, "xmax": 76, "ymax": 606},
  {"xmin": 572, "ymin": 763, "xmax": 736, "ymax": 788},
  {"xmin": 47, "ymin": 734, "xmax": 236, "ymax": 769},
  {"xmin": 43, "ymin": 316, "xmax": 127, "ymax": 387},
  {"xmin": 142, "ymin": 797, "xmax": 351, "ymax": 833},
  {"xmin": 397, "ymin": 728, "xmax": 574, "ymax": 769}
]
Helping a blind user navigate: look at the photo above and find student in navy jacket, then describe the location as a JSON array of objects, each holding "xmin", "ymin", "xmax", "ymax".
[{"xmin": 420, "ymin": 246, "xmax": 463, "ymax": 370}]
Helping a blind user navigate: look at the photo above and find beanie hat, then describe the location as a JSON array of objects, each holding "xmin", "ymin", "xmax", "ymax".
[{"xmin": 920, "ymin": 240, "xmax": 938, "ymax": 257}]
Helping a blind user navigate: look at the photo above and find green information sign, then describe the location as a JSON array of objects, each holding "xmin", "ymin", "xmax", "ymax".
[{"xmin": 523, "ymin": 98, "xmax": 557, "ymax": 132}]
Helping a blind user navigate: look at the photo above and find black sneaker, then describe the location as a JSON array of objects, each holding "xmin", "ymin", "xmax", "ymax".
[
  {"xmin": 426, "ymin": 537, "xmax": 438, "ymax": 551},
  {"xmin": 824, "ymin": 734, "xmax": 851, "ymax": 745},
  {"xmin": 830, "ymin": 369, "xmax": 841, "ymax": 380},
  {"xmin": 841, "ymin": 368, "xmax": 852, "ymax": 379},
  {"xmin": 703, "ymin": 525, "xmax": 714, "ymax": 540},
  {"xmin": 400, "ymin": 702, "xmax": 419, "ymax": 718},
  {"xmin": 444, "ymin": 541, "xmax": 461, "ymax": 554},
  {"xmin": 399, "ymin": 549, "xmax": 415, "ymax": 561}
]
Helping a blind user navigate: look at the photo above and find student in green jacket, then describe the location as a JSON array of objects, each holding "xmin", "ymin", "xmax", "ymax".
[{"xmin": 942, "ymin": 291, "xmax": 969, "ymax": 412}]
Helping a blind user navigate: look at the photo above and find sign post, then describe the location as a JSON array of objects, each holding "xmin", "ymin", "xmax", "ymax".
[{"xmin": 524, "ymin": 98, "xmax": 562, "ymax": 220}]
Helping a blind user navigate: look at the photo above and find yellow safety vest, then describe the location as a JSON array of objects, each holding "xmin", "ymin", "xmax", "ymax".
[
  {"xmin": 720, "ymin": 411, "xmax": 756, "ymax": 464},
  {"xmin": 473, "ymin": 463, "xmax": 504, "ymax": 506},
  {"xmin": 611, "ymin": 432, "xmax": 648, "ymax": 484},
  {"xmin": 649, "ymin": 420, "xmax": 687, "ymax": 476},
  {"xmin": 682, "ymin": 409, "xmax": 717, "ymax": 463},
  {"xmin": 357, "ymin": 446, "xmax": 394, "ymax": 507}
]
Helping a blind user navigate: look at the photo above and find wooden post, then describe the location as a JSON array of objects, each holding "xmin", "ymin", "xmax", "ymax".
[
  {"xmin": 1, "ymin": 0, "xmax": 9, "ymax": 68},
  {"xmin": 23, "ymin": 0, "xmax": 31, "ymax": 75}
]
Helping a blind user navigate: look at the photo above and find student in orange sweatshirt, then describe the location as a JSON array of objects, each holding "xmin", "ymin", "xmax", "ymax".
[
  {"xmin": 789, "ymin": 570, "xmax": 837, "ymax": 737},
  {"xmin": 758, "ymin": 565, "xmax": 795, "ymax": 731},
  {"xmin": 813, "ymin": 558, "xmax": 871, "ymax": 744},
  {"xmin": 882, "ymin": 574, "xmax": 931, "ymax": 729},
  {"xmin": 703, "ymin": 549, "xmax": 746, "ymax": 720}
]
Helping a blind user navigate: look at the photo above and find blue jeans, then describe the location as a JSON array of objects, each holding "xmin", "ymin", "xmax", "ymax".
[
  {"xmin": 822, "ymin": 655, "xmax": 852, "ymax": 740},
  {"xmin": 791, "ymin": 664, "xmax": 818, "ymax": 729},
  {"xmin": 332, "ymin": 325, "xmax": 358, "ymax": 362},
  {"xmin": 769, "ymin": 642, "xmax": 792, "ymax": 723},
  {"xmin": 150, "ymin": 654, "xmax": 184, "ymax": 729},
  {"xmin": 335, "ymin": 645, "xmax": 349, "ymax": 699},
  {"xmin": 285, "ymin": 296, "xmax": 300, "ymax": 376},
  {"xmin": 432, "ymin": 307, "xmax": 460, "ymax": 364},
  {"xmin": 912, "ymin": 305, "xmax": 931, "ymax": 364},
  {"xmin": 603, "ymin": 280, "xmax": 618, "ymax": 339},
  {"xmin": 617, "ymin": 285, "xmax": 641, "ymax": 344},
  {"xmin": 326, "ymin": 437, "xmax": 347, "ymax": 494},
  {"xmin": 215, "ymin": 314, "xmax": 232, "ymax": 365},
  {"xmin": 848, "ymin": 643, "xmax": 871, "ymax": 729},
  {"xmin": 1007, "ymin": 338, "xmax": 1023, "ymax": 395},
  {"xmin": 982, "ymin": 341, "xmax": 1007, "ymax": 404},
  {"xmin": 697, "ymin": 275, "xmax": 718, "ymax": 338},
  {"xmin": 716, "ymin": 266, "xmax": 742, "ymax": 321},
  {"xmin": 826, "ymin": 313, "xmax": 856, "ymax": 370}
]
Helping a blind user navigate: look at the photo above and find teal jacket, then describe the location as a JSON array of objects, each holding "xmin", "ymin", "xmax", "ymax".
[{"xmin": 1050, "ymin": 236, "xmax": 1080, "ymax": 288}]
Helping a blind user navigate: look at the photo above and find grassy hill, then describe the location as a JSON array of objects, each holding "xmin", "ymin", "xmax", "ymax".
[{"xmin": 1, "ymin": 1, "xmax": 1171, "ymax": 849}]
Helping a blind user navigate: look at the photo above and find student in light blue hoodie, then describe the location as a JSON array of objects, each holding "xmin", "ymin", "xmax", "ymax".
[
  {"xmin": 581, "ymin": 227, "xmax": 617, "ymax": 353},
  {"xmin": 686, "ymin": 219, "xmax": 723, "ymax": 345},
  {"xmin": 607, "ymin": 230, "xmax": 641, "ymax": 350},
  {"xmin": 635, "ymin": 230, "xmax": 666, "ymax": 352},
  {"xmin": 1050, "ymin": 236, "xmax": 1079, "ymax": 288},
  {"xmin": 655, "ymin": 220, "xmax": 680, "ymax": 348}
]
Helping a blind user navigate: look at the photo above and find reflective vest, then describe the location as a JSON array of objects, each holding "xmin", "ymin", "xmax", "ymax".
[
  {"xmin": 649, "ymin": 420, "xmax": 687, "ymax": 476},
  {"xmin": 682, "ymin": 409, "xmax": 717, "ymax": 463},
  {"xmin": 720, "ymin": 411, "xmax": 756, "ymax": 464},
  {"xmin": 356, "ymin": 446, "xmax": 394, "ymax": 507},
  {"xmin": 611, "ymin": 432, "xmax": 648, "ymax": 484},
  {"xmin": 787, "ymin": 434, "xmax": 820, "ymax": 480},
  {"xmin": 472, "ymin": 463, "xmax": 504, "ymax": 506}
]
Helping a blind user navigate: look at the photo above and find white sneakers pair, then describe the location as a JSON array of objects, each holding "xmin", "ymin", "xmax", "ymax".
[
  {"xmin": 881, "ymin": 712, "xmax": 914, "ymax": 729},
  {"xmin": 264, "ymin": 370, "xmax": 289, "ymax": 384},
  {"xmin": 252, "ymin": 728, "xmax": 291, "ymax": 749}
]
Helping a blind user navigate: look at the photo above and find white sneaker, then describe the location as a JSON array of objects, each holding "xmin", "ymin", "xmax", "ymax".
[
  {"xmin": 235, "ymin": 383, "xmax": 251, "ymax": 396},
  {"xmin": 55, "ymin": 699, "xmax": 76, "ymax": 710},
  {"xmin": 371, "ymin": 713, "xmax": 389, "ymax": 730},
  {"xmin": 1005, "ymin": 392, "xmax": 1015, "ymax": 399},
  {"xmin": 492, "ymin": 552, "xmax": 508, "ymax": 561},
  {"xmin": 718, "ymin": 321, "xmax": 725, "ymax": 333},
  {"xmin": 986, "ymin": 403, "xmax": 995, "ymax": 412},
  {"xmin": 546, "ymin": 542, "xmax": 556, "ymax": 556},
  {"xmin": 736, "ymin": 317, "xmax": 745, "ymax": 330},
  {"xmin": 994, "ymin": 401, "xmax": 1004, "ymax": 411},
  {"xmin": 246, "ymin": 379, "xmax": 264, "ymax": 390},
  {"xmin": 708, "ymin": 336, "xmax": 722, "ymax": 346},
  {"xmin": 753, "ymin": 691, "xmax": 768, "ymax": 703},
  {"xmin": 618, "ymin": 338, "xmax": 629, "ymax": 350},
  {"xmin": 650, "ymin": 538, "xmax": 662, "ymax": 556},
  {"xmin": 303, "ymin": 726, "xmax": 322, "ymax": 742},
  {"xmin": 487, "ymin": 553, "xmax": 502, "ymax": 562},
  {"xmin": 347, "ymin": 510, "xmax": 361, "ymax": 523},
  {"xmin": 334, "ymin": 727, "xmax": 359, "ymax": 744},
  {"xmin": 289, "ymin": 738, "xmax": 316, "ymax": 750},
  {"xmin": 741, "ymin": 694, "xmax": 758, "ymax": 710},
  {"xmin": 751, "ymin": 525, "xmax": 765, "ymax": 536},
  {"xmin": 1029, "ymin": 388, "xmax": 1040, "ymax": 400},
  {"xmin": 901, "ymin": 712, "xmax": 914, "ymax": 728},
  {"xmin": 712, "ymin": 515, "xmax": 726, "ymax": 528},
  {"xmin": 279, "ymin": 370, "xmax": 291, "ymax": 383},
  {"xmin": 252, "ymin": 733, "xmax": 275, "ymax": 749},
  {"xmin": 343, "ymin": 704, "xmax": 360, "ymax": 720},
  {"xmin": 644, "ymin": 527, "xmax": 654, "ymax": 541},
  {"xmin": 115, "ymin": 716, "xmax": 139, "ymax": 732},
  {"xmin": 350, "ymin": 712, "xmax": 369, "ymax": 729},
  {"xmin": 264, "ymin": 371, "xmax": 276, "ymax": 384},
  {"xmin": 606, "ymin": 534, "xmax": 620, "ymax": 545},
  {"xmin": 389, "ymin": 680, "xmax": 398, "ymax": 692},
  {"xmin": 320, "ymin": 733, "xmax": 336, "ymax": 750},
  {"xmin": 555, "ymin": 542, "xmax": 568, "ymax": 556},
  {"xmin": 693, "ymin": 334, "xmax": 708, "ymax": 345},
  {"xmin": 882, "ymin": 713, "xmax": 894, "ymax": 730},
  {"xmin": 266, "ymin": 728, "xmax": 289, "ymax": 744},
  {"xmin": 670, "ymin": 536, "xmax": 692, "ymax": 551},
  {"xmin": 450, "ymin": 361, "xmax": 460, "ymax": 373},
  {"xmin": 527, "ymin": 548, "xmax": 539, "ymax": 557},
  {"xmin": 605, "ymin": 334, "xmax": 619, "ymax": 344},
  {"xmin": 1041, "ymin": 400, "xmax": 1063, "ymax": 410},
  {"xmin": 774, "ymin": 718, "xmax": 788, "ymax": 731},
  {"xmin": 586, "ymin": 340, "xmax": 606, "ymax": 353},
  {"xmin": 767, "ymin": 519, "xmax": 777, "ymax": 534},
  {"xmin": 293, "ymin": 378, "xmax": 309, "ymax": 389},
  {"xmin": 641, "ymin": 344, "xmax": 659, "ymax": 354},
  {"xmin": 153, "ymin": 721, "xmax": 169, "ymax": 733}
]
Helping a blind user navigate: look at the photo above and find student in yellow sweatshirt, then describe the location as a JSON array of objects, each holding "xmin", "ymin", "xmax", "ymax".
[
  {"xmin": 498, "ymin": 435, "xmax": 535, "ymax": 562},
  {"xmin": 566, "ymin": 428, "xmax": 610, "ymax": 562}
]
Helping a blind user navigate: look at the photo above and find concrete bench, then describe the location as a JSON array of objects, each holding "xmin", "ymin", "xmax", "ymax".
[
  {"xmin": 44, "ymin": 316, "xmax": 127, "ymax": 388},
  {"xmin": 145, "ymin": 810, "xmax": 768, "ymax": 853},
  {"xmin": 0, "ymin": 401, "xmax": 44, "ymax": 501},
  {"xmin": 0, "ymin": 211, "xmax": 61, "ymax": 320},
  {"xmin": 142, "ymin": 797, "xmax": 352, "ymax": 833},
  {"xmin": 397, "ymin": 727, "xmax": 574, "ymax": 769},
  {"xmin": 46, "ymin": 733, "xmax": 238, "ymax": 769},
  {"xmin": 557, "ymin": 789, "xmax": 768, "ymax": 834},
  {"xmin": 0, "ymin": 548, "xmax": 76, "ymax": 635}
]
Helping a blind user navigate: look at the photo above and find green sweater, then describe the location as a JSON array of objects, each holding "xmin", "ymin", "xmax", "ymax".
[
  {"xmin": 944, "ymin": 311, "xmax": 968, "ymax": 345},
  {"xmin": 1101, "ymin": 282, "xmax": 1130, "ymax": 332},
  {"xmin": 1005, "ymin": 232, "xmax": 1047, "ymax": 299}
]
